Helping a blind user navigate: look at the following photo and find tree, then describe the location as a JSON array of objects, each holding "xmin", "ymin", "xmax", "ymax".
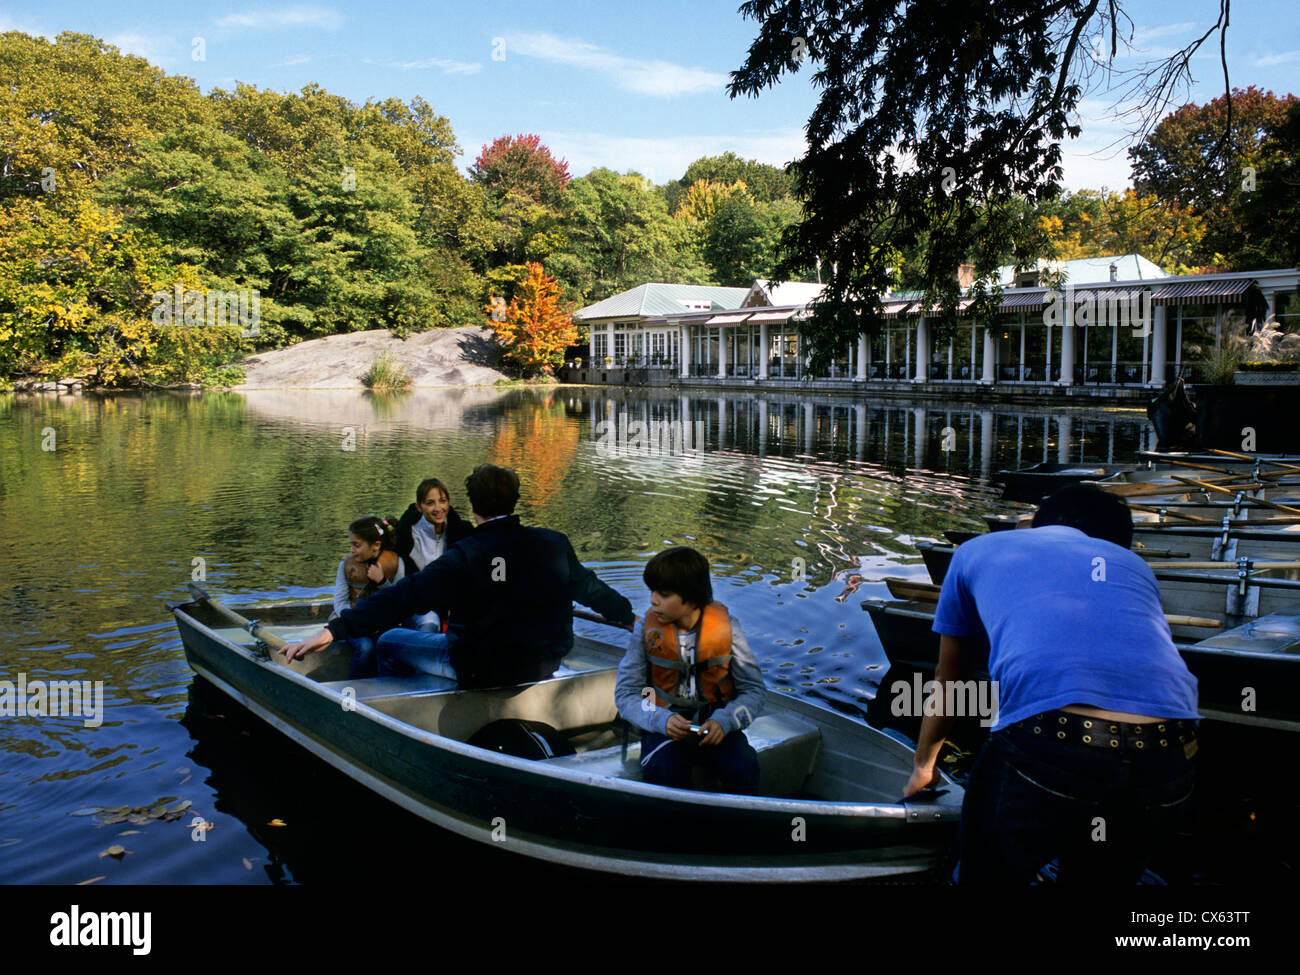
[
  {"xmin": 1130, "ymin": 87, "xmax": 1297, "ymax": 267},
  {"xmin": 665, "ymin": 152, "xmax": 795, "ymax": 213},
  {"xmin": 1239, "ymin": 101, "xmax": 1300, "ymax": 267},
  {"xmin": 727, "ymin": 0, "xmax": 1235, "ymax": 371},
  {"xmin": 488, "ymin": 262, "xmax": 577, "ymax": 376},
  {"xmin": 470, "ymin": 134, "xmax": 571, "ymax": 208}
]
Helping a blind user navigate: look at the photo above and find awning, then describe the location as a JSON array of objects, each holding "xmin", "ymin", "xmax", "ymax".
[
  {"xmin": 881, "ymin": 300, "xmax": 914, "ymax": 319},
  {"xmin": 745, "ymin": 310, "xmax": 794, "ymax": 323},
  {"xmin": 704, "ymin": 312, "xmax": 753, "ymax": 326},
  {"xmin": 998, "ymin": 291, "xmax": 1049, "ymax": 312},
  {"xmin": 913, "ymin": 297, "xmax": 976, "ymax": 315},
  {"xmin": 1149, "ymin": 279, "xmax": 1256, "ymax": 304}
]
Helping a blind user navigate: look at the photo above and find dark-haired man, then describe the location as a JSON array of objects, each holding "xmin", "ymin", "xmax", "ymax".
[
  {"xmin": 282, "ymin": 464, "xmax": 635, "ymax": 687},
  {"xmin": 903, "ymin": 484, "xmax": 1199, "ymax": 884}
]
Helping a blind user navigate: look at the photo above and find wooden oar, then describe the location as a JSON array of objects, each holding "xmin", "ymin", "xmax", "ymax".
[
  {"xmin": 1207, "ymin": 448, "xmax": 1300, "ymax": 475},
  {"xmin": 1169, "ymin": 476, "xmax": 1300, "ymax": 516},
  {"xmin": 187, "ymin": 584, "xmax": 289, "ymax": 650},
  {"xmin": 1145, "ymin": 560, "xmax": 1300, "ymax": 571},
  {"xmin": 882, "ymin": 578, "xmax": 1224, "ymax": 627},
  {"xmin": 1126, "ymin": 502, "xmax": 1215, "ymax": 524}
]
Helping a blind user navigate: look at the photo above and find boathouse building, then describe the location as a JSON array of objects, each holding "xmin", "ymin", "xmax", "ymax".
[{"xmin": 570, "ymin": 256, "xmax": 1300, "ymax": 398}]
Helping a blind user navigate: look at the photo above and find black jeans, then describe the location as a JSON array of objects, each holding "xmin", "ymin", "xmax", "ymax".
[
  {"xmin": 640, "ymin": 730, "xmax": 761, "ymax": 795},
  {"xmin": 957, "ymin": 717, "xmax": 1197, "ymax": 884}
]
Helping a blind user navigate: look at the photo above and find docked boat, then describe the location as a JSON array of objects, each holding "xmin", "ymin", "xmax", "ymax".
[
  {"xmin": 862, "ymin": 598, "xmax": 1300, "ymax": 732},
  {"xmin": 170, "ymin": 589, "xmax": 962, "ymax": 882}
]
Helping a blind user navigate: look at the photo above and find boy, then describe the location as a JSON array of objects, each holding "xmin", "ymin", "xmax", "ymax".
[{"xmin": 615, "ymin": 547, "xmax": 766, "ymax": 794}]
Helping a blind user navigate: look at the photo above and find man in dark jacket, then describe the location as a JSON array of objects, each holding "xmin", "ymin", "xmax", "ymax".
[{"xmin": 281, "ymin": 464, "xmax": 635, "ymax": 687}]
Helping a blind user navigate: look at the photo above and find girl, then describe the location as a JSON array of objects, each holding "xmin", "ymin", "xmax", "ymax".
[
  {"xmin": 393, "ymin": 478, "xmax": 473, "ymax": 631},
  {"xmin": 331, "ymin": 516, "xmax": 404, "ymax": 678}
]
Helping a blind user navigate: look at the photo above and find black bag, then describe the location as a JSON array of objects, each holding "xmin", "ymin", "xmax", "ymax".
[{"xmin": 466, "ymin": 719, "xmax": 576, "ymax": 760}]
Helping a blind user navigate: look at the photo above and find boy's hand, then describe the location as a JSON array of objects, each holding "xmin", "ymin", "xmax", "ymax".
[
  {"xmin": 698, "ymin": 719, "xmax": 725, "ymax": 746},
  {"xmin": 665, "ymin": 713, "xmax": 693, "ymax": 740}
]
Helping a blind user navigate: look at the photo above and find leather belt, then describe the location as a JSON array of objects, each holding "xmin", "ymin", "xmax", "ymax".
[{"xmin": 1011, "ymin": 710, "xmax": 1197, "ymax": 752}]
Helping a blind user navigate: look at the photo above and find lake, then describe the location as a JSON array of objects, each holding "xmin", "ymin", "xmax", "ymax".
[{"xmin": 0, "ymin": 387, "xmax": 1292, "ymax": 883}]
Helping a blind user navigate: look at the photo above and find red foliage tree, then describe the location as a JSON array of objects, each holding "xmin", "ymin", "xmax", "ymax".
[{"xmin": 470, "ymin": 134, "xmax": 571, "ymax": 208}]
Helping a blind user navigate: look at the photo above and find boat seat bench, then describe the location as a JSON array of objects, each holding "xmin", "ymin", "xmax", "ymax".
[{"xmin": 546, "ymin": 713, "xmax": 823, "ymax": 797}]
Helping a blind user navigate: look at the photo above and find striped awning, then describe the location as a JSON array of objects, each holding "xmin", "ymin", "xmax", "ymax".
[
  {"xmin": 705, "ymin": 312, "xmax": 753, "ymax": 326},
  {"xmin": 1149, "ymin": 279, "xmax": 1256, "ymax": 304},
  {"xmin": 998, "ymin": 291, "xmax": 1049, "ymax": 312},
  {"xmin": 745, "ymin": 309, "xmax": 794, "ymax": 323},
  {"xmin": 882, "ymin": 300, "xmax": 914, "ymax": 319},
  {"xmin": 913, "ymin": 297, "xmax": 976, "ymax": 316}
]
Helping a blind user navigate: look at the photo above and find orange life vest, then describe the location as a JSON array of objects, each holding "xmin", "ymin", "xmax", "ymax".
[{"xmin": 643, "ymin": 602, "xmax": 734, "ymax": 709}]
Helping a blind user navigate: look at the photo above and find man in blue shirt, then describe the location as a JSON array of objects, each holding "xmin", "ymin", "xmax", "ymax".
[{"xmin": 903, "ymin": 484, "xmax": 1199, "ymax": 884}]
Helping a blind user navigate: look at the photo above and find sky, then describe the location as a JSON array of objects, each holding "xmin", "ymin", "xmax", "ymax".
[{"xmin": 5, "ymin": 1, "xmax": 1298, "ymax": 192}]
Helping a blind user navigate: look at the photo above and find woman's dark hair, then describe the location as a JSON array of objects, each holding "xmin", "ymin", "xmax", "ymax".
[
  {"xmin": 464, "ymin": 464, "xmax": 520, "ymax": 518},
  {"xmin": 416, "ymin": 478, "xmax": 450, "ymax": 506},
  {"xmin": 349, "ymin": 516, "xmax": 397, "ymax": 551},
  {"xmin": 643, "ymin": 547, "xmax": 713, "ymax": 608},
  {"xmin": 1032, "ymin": 484, "xmax": 1133, "ymax": 549}
]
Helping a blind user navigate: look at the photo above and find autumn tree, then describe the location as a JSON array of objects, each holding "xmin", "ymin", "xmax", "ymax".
[
  {"xmin": 487, "ymin": 262, "xmax": 577, "ymax": 377},
  {"xmin": 1130, "ymin": 87, "xmax": 1297, "ymax": 267}
]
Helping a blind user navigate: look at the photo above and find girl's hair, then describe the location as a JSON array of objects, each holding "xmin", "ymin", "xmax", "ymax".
[
  {"xmin": 416, "ymin": 478, "xmax": 450, "ymax": 506},
  {"xmin": 349, "ymin": 516, "xmax": 397, "ymax": 551}
]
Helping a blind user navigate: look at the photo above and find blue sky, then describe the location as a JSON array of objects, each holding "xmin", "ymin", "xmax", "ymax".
[{"xmin": 5, "ymin": 2, "xmax": 1298, "ymax": 191}]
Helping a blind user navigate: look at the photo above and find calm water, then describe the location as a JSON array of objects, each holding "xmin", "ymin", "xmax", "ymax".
[{"xmin": 0, "ymin": 387, "xmax": 1293, "ymax": 884}]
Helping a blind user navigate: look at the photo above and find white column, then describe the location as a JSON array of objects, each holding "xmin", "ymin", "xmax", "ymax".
[
  {"xmin": 588, "ymin": 324, "xmax": 596, "ymax": 361},
  {"xmin": 1057, "ymin": 415, "xmax": 1072, "ymax": 464},
  {"xmin": 913, "ymin": 407, "xmax": 927, "ymax": 467},
  {"xmin": 855, "ymin": 403, "xmax": 867, "ymax": 459},
  {"xmin": 1059, "ymin": 321, "xmax": 1075, "ymax": 385},
  {"xmin": 758, "ymin": 321, "xmax": 769, "ymax": 379},
  {"xmin": 913, "ymin": 316, "xmax": 929, "ymax": 383},
  {"xmin": 1149, "ymin": 305, "xmax": 1167, "ymax": 386},
  {"xmin": 717, "ymin": 329, "xmax": 727, "ymax": 379},
  {"xmin": 607, "ymin": 322, "xmax": 615, "ymax": 366},
  {"xmin": 679, "ymin": 325, "xmax": 690, "ymax": 378},
  {"xmin": 717, "ymin": 397, "xmax": 728, "ymax": 447},
  {"xmin": 981, "ymin": 327, "xmax": 995, "ymax": 383},
  {"xmin": 856, "ymin": 332, "xmax": 868, "ymax": 380}
]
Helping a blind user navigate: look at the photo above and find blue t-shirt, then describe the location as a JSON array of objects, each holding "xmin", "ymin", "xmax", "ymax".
[{"xmin": 932, "ymin": 525, "xmax": 1199, "ymax": 730}]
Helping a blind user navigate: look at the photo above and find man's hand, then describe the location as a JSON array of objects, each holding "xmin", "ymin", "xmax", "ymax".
[
  {"xmin": 902, "ymin": 763, "xmax": 941, "ymax": 799},
  {"xmin": 697, "ymin": 718, "xmax": 725, "ymax": 747},
  {"xmin": 665, "ymin": 713, "xmax": 693, "ymax": 741},
  {"xmin": 280, "ymin": 628, "xmax": 334, "ymax": 662}
]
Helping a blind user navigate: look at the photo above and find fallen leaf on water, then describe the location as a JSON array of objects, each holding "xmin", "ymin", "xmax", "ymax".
[
  {"xmin": 179, "ymin": 776, "xmax": 191, "ymax": 785},
  {"xmin": 100, "ymin": 813, "xmax": 130, "ymax": 825},
  {"xmin": 0, "ymin": 838, "xmax": 21, "ymax": 848},
  {"xmin": 69, "ymin": 806, "xmax": 102, "ymax": 817},
  {"xmin": 242, "ymin": 858, "xmax": 253, "ymax": 870},
  {"xmin": 118, "ymin": 830, "xmax": 141, "ymax": 836},
  {"xmin": 77, "ymin": 876, "xmax": 105, "ymax": 886},
  {"xmin": 266, "ymin": 818, "xmax": 286, "ymax": 827},
  {"xmin": 127, "ymin": 815, "xmax": 151, "ymax": 825},
  {"xmin": 176, "ymin": 767, "xmax": 190, "ymax": 774},
  {"xmin": 98, "ymin": 845, "xmax": 130, "ymax": 859}
]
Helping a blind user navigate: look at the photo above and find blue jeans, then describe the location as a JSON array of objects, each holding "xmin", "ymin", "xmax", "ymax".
[
  {"xmin": 404, "ymin": 611, "xmax": 441, "ymax": 633},
  {"xmin": 376, "ymin": 628, "xmax": 457, "ymax": 680},
  {"xmin": 346, "ymin": 634, "xmax": 378, "ymax": 680},
  {"xmin": 957, "ymin": 719, "xmax": 1197, "ymax": 885},
  {"xmin": 640, "ymin": 730, "xmax": 761, "ymax": 795}
]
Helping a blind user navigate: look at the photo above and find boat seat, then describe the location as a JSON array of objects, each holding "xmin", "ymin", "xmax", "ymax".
[
  {"xmin": 545, "ymin": 712, "xmax": 823, "ymax": 797},
  {"xmin": 319, "ymin": 675, "xmax": 460, "ymax": 698}
]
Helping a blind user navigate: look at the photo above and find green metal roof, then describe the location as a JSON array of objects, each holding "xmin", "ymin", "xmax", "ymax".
[{"xmin": 574, "ymin": 283, "xmax": 751, "ymax": 321}]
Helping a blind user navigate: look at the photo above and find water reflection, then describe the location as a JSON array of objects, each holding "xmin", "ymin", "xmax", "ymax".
[{"xmin": 0, "ymin": 386, "xmax": 1160, "ymax": 882}]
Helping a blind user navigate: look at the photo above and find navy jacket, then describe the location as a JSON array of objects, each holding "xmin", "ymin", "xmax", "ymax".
[
  {"xmin": 393, "ymin": 502, "xmax": 474, "ymax": 578},
  {"xmin": 326, "ymin": 515, "xmax": 635, "ymax": 687}
]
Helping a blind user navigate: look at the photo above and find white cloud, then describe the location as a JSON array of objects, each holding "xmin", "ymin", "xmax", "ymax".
[
  {"xmin": 279, "ymin": 53, "xmax": 313, "ymax": 66},
  {"xmin": 363, "ymin": 56, "xmax": 482, "ymax": 75},
  {"xmin": 0, "ymin": 13, "xmax": 55, "ymax": 39},
  {"xmin": 505, "ymin": 32, "xmax": 728, "ymax": 98},
  {"xmin": 1131, "ymin": 22, "xmax": 1199, "ymax": 45},
  {"xmin": 215, "ymin": 6, "xmax": 344, "ymax": 31},
  {"xmin": 104, "ymin": 31, "xmax": 175, "ymax": 66},
  {"xmin": 1254, "ymin": 50, "xmax": 1300, "ymax": 67}
]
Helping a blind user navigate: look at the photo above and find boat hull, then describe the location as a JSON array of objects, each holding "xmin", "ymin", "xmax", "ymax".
[{"xmin": 172, "ymin": 599, "xmax": 961, "ymax": 882}]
